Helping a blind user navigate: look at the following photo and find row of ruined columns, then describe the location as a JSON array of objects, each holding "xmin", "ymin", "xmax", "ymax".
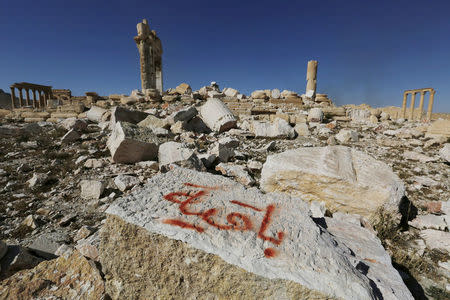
[
  {"xmin": 401, "ymin": 89, "xmax": 435, "ymax": 121},
  {"xmin": 10, "ymin": 86, "xmax": 50, "ymax": 109}
]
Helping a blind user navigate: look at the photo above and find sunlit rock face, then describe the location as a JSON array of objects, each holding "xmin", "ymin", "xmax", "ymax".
[
  {"xmin": 260, "ymin": 146, "xmax": 405, "ymax": 224},
  {"xmin": 101, "ymin": 167, "xmax": 412, "ymax": 300}
]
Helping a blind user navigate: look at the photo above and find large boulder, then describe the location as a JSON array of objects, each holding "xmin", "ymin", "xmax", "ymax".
[
  {"xmin": 158, "ymin": 141, "xmax": 203, "ymax": 170},
  {"xmin": 107, "ymin": 122, "xmax": 159, "ymax": 164},
  {"xmin": 260, "ymin": 146, "xmax": 405, "ymax": 224},
  {"xmin": 250, "ymin": 118, "xmax": 295, "ymax": 139},
  {"xmin": 100, "ymin": 167, "xmax": 412, "ymax": 300},
  {"xmin": 440, "ymin": 143, "xmax": 450, "ymax": 162}
]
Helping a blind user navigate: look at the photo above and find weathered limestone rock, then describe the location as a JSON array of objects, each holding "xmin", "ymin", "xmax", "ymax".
[
  {"xmin": 250, "ymin": 118, "xmax": 296, "ymax": 139},
  {"xmin": 440, "ymin": 143, "xmax": 450, "ymax": 162},
  {"xmin": 403, "ymin": 151, "xmax": 438, "ymax": 163},
  {"xmin": 80, "ymin": 180, "xmax": 105, "ymax": 200},
  {"xmin": 349, "ymin": 109, "xmax": 371, "ymax": 123},
  {"xmin": 137, "ymin": 114, "xmax": 170, "ymax": 129},
  {"xmin": 86, "ymin": 106, "xmax": 108, "ymax": 123},
  {"xmin": 335, "ymin": 129, "xmax": 359, "ymax": 144},
  {"xmin": 0, "ymin": 245, "xmax": 43, "ymax": 278},
  {"xmin": 0, "ymin": 250, "xmax": 105, "ymax": 299},
  {"xmin": 223, "ymin": 87, "xmax": 239, "ymax": 98},
  {"xmin": 114, "ymin": 174, "xmax": 140, "ymax": 192},
  {"xmin": 420, "ymin": 229, "xmax": 450, "ymax": 252},
  {"xmin": 107, "ymin": 122, "xmax": 159, "ymax": 163},
  {"xmin": 294, "ymin": 123, "xmax": 310, "ymax": 137},
  {"xmin": 27, "ymin": 172, "xmax": 49, "ymax": 188},
  {"xmin": 176, "ymin": 83, "xmax": 192, "ymax": 94},
  {"xmin": 215, "ymin": 163, "xmax": 255, "ymax": 186},
  {"xmin": 426, "ymin": 119, "xmax": 450, "ymax": 138},
  {"xmin": 251, "ymin": 90, "xmax": 268, "ymax": 99},
  {"xmin": 260, "ymin": 146, "xmax": 405, "ymax": 224},
  {"xmin": 60, "ymin": 117, "xmax": 88, "ymax": 132},
  {"xmin": 307, "ymin": 108, "xmax": 324, "ymax": 123},
  {"xmin": 281, "ymin": 90, "xmax": 298, "ymax": 99},
  {"xmin": 110, "ymin": 106, "xmax": 149, "ymax": 127},
  {"xmin": 170, "ymin": 106, "xmax": 197, "ymax": 123},
  {"xmin": 101, "ymin": 167, "xmax": 412, "ymax": 300},
  {"xmin": 158, "ymin": 141, "xmax": 201, "ymax": 170},
  {"xmin": 200, "ymin": 98, "xmax": 237, "ymax": 133},
  {"xmin": 61, "ymin": 129, "xmax": 81, "ymax": 143},
  {"xmin": 408, "ymin": 214, "xmax": 447, "ymax": 231}
]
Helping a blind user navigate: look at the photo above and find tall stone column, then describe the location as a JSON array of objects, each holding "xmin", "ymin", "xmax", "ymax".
[
  {"xmin": 156, "ymin": 62, "xmax": 163, "ymax": 93},
  {"xmin": 408, "ymin": 92, "xmax": 416, "ymax": 120},
  {"xmin": 401, "ymin": 92, "xmax": 408, "ymax": 118},
  {"xmin": 18, "ymin": 88, "xmax": 23, "ymax": 107},
  {"xmin": 33, "ymin": 89, "xmax": 38, "ymax": 108},
  {"xmin": 426, "ymin": 90, "xmax": 435, "ymax": 121},
  {"xmin": 135, "ymin": 19, "xmax": 154, "ymax": 91},
  {"xmin": 10, "ymin": 87, "xmax": 16, "ymax": 109},
  {"xmin": 306, "ymin": 60, "xmax": 318, "ymax": 99},
  {"xmin": 25, "ymin": 89, "xmax": 30, "ymax": 106},
  {"xmin": 417, "ymin": 91, "xmax": 426, "ymax": 121}
]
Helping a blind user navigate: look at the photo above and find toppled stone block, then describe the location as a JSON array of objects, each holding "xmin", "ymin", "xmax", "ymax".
[
  {"xmin": 170, "ymin": 106, "xmax": 197, "ymax": 123},
  {"xmin": 158, "ymin": 142, "xmax": 203, "ymax": 170},
  {"xmin": 349, "ymin": 109, "xmax": 371, "ymax": 123},
  {"xmin": 215, "ymin": 163, "xmax": 255, "ymax": 186},
  {"xmin": 107, "ymin": 122, "xmax": 159, "ymax": 164},
  {"xmin": 60, "ymin": 117, "xmax": 88, "ymax": 132},
  {"xmin": 61, "ymin": 129, "xmax": 81, "ymax": 143},
  {"xmin": 200, "ymin": 98, "xmax": 237, "ymax": 133},
  {"xmin": 110, "ymin": 106, "xmax": 149, "ymax": 127},
  {"xmin": 335, "ymin": 129, "xmax": 359, "ymax": 144},
  {"xmin": 307, "ymin": 108, "xmax": 324, "ymax": 123},
  {"xmin": 403, "ymin": 151, "xmax": 438, "ymax": 163},
  {"xmin": 101, "ymin": 167, "xmax": 412, "ymax": 300},
  {"xmin": 250, "ymin": 118, "xmax": 295, "ymax": 139},
  {"xmin": 250, "ymin": 90, "xmax": 268, "ymax": 99},
  {"xmin": 80, "ymin": 180, "xmax": 105, "ymax": 200},
  {"xmin": 261, "ymin": 146, "xmax": 405, "ymax": 225},
  {"xmin": 271, "ymin": 89, "xmax": 281, "ymax": 99},
  {"xmin": 294, "ymin": 123, "xmax": 310, "ymax": 137},
  {"xmin": 86, "ymin": 106, "xmax": 108, "ymax": 123},
  {"xmin": 114, "ymin": 174, "xmax": 140, "ymax": 192},
  {"xmin": 175, "ymin": 83, "xmax": 192, "ymax": 94},
  {"xmin": 223, "ymin": 87, "xmax": 239, "ymax": 98},
  {"xmin": 138, "ymin": 114, "xmax": 170, "ymax": 129},
  {"xmin": 420, "ymin": 229, "xmax": 450, "ymax": 252}
]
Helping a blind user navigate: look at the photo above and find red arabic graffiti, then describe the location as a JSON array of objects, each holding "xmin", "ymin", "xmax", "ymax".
[{"xmin": 162, "ymin": 183, "xmax": 285, "ymax": 258}]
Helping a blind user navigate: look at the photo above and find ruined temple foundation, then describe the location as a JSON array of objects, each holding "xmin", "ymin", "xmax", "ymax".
[{"xmin": 134, "ymin": 19, "xmax": 163, "ymax": 94}]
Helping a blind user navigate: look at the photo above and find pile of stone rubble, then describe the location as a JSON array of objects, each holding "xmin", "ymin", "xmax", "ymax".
[{"xmin": 0, "ymin": 83, "xmax": 448, "ymax": 299}]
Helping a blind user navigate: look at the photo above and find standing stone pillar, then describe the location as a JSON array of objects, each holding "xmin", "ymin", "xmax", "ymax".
[
  {"xmin": 135, "ymin": 19, "xmax": 154, "ymax": 91},
  {"xmin": 401, "ymin": 92, "xmax": 408, "ymax": 118},
  {"xmin": 306, "ymin": 60, "xmax": 318, "ymax": 99},
  {"xmin": 426, "ymin": 90, "xmax": 435, "ymax": 121},
  {"xmin": 156, "ymin": 62, "xmax": 163, "ymax": 93},
  {"xmin": 25, "ymin": 89, "xmax": 30, "ymax": 106},
  {"xmin": 33, "ymin": 89, "xmax": 38, "ymax": 108},
  {"xmin": 10, "ymin": 87, "xmax": 16, "ymax": 109},
  {"xmin": 18, "ymin": 88, "xmax": 23, "ymax": 107},
  {"xmin": 408, "ymin": 92, "xmax": 416, "ymax": 120},
  {"xmin": 417, "ymin": 91, "xmax": 426, "ymax": 121}
]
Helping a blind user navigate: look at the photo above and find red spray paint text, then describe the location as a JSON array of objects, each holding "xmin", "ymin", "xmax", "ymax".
[{"xmin": 162, "ymin": 183, "xmax": 285, "ymax": 258}]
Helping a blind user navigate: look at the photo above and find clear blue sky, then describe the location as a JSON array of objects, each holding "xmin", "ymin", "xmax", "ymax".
[{"xmin": 1, "ymin": 0, "xmax": 449, "ymax": 112}]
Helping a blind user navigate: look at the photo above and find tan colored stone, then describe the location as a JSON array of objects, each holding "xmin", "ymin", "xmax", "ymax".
[
  {"xmin": 175, "ymin": 83, "xmax": 192, "ymax": 94},
  {"xmin": 0, "ymin": 250, "xmax": 105, "ymax": 299},
  {"xmin": 426, "ymin": 119, "xmax": 450, "ymax": 138},
  {"xmin": 99, "ymin": 215, "xmax": 329, "ymax": 300}
]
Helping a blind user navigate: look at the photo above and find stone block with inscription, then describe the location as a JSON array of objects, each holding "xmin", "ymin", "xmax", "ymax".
[{"xmin": 101, "ymin": 167, "xmax": 412, "ymax": 300}]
